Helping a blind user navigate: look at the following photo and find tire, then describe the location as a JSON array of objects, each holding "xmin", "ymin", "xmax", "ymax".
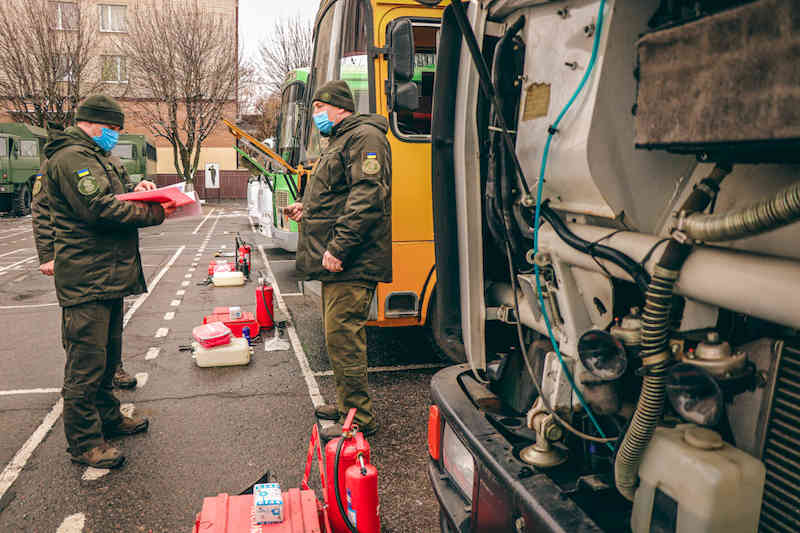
[{"xmin": 12, "ymin": 181, "xmax": 31, "ymax": 217}]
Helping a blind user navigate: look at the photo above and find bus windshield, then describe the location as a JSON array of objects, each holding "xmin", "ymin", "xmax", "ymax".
[
  {"xmin": 278, "ymin": 80, "xmax": 305, "ymax": 164},
  {"xmin": 304, "ymin": 0, "xmax": 370, "ymax": 161}
]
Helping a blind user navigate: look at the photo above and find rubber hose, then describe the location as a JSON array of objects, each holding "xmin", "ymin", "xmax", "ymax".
[
  {"xmin": 682, "ymin": 179, "xmax": 800, "ymax": 242},
  {"xmin": 512, "ymin": 201, "xmax": 535, "ymax": 240},
  {"xmin": 334, "ymin": 436, "xmax": 358, "ymax": 533},
  {"xmin": 485, "ymin": 149, "xmax": 507, "ymax": 246},
  {"xmin": 540, "ymin": 204, "xmax": 651, "ymax": 292},
  {"xmin": 614, "ymin": 264, "xmax": 680, "ymax": 501}
]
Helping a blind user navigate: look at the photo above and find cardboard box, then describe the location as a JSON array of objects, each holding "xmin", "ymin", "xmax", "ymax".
[{"xmin": 253, "ymin": 483, "xmax": 283, "ymax": 524}]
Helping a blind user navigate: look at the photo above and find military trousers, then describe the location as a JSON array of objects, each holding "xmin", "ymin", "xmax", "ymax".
[
  {"xmin": 61, "ymin": 298, "xmax": 124, "ymax": 455},
  {"xmin": 321, "ymin": 280, "xmax": 376, "ymax": 430}
]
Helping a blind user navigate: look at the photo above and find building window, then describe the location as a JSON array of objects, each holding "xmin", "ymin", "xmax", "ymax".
[
  {"xmin": 99, "ymin": 4, "xmax": 127, "ymax": 32},
  {"xmin": 102, "ymin": 55, "xmax": 127, "ymax": 83},
  {"xmin": 52, "ymin": 2, "xmax": 79, "ymax": 30},
  {"xmin": 58, "ymin": 54, "xmax": 76, "ymax": 82}
]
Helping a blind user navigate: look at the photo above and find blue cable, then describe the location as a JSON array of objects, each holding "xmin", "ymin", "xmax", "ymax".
[{"xmin": 532, "ymin": 0, "xmax": 615, "ymax": 451}]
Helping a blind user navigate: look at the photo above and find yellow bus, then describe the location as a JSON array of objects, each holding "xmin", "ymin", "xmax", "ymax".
[{"xmin": 304, "ymin": 0, "xmax": 446, "ymax": 327}]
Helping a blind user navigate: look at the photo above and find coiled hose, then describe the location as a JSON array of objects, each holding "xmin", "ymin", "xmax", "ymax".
[
  {"xmin": 615, "ymin": 251, "xmax": 686, "ymax": 501},
  {"xmin": 681, "ymin": 179, "xmax": 800, "ymax": 242}
]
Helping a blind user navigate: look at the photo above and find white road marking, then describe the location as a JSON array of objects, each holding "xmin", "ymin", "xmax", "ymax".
[
  {"xmin": 279, "ymin": 292, "xmax": 303, "ymax": 297},
  {"xmin": 0, "ymin": 228, "xmax": 32, "ymax": 241},
  {"xmin": 269, "ymin": 260, "xmax": 297, "ymax": 263},
  {"xmin": 170, "ymin": 300, "xmax": 181, "ymax": 306},
  {"xmin": 164, "ymin": 312, "xmax": 175, "ymax": 320},
  {"xmin": 123, "ymin": 246, "xmax": 185, "ymax": 328},
  {"xmin": 0, "ymin": 302, "xmax": 59, "ymax": 310},
  {"xmin": 81, "ymin": 467, "xmax": 109, "ymax": 481},
  {"xmin": 192, "ymin": 208, "xmax": 216, "ymax": 235},
  {"xmin": 0, "ymin": 388, "xmax": 60, "ymax": 396},
  {"xmin": 248, "ymin": 216, "xmax": 257, "ymax": 233},
  {"xmin": 135, "ymin": 373, "xmax": 148, "ymax": 388},
  {"xmin": 145, "ymin": 347, "xmax": 160, "ymax": 360},
  {"xmin": 188, "ymin": 267, "xmax": 196, "ymax": 272},
  {"xmin": 0, "ymin": 399, "xmax": 63, "ymax": 499},
  {"xmin": 0, "ymin": 255, "xmax": 36, "ymax": 273},
  {"xmin": 184, "ymin": 274, "xmax": 192, "ymax": 279},
  {"xmin": 181, "ymin": 281, "xmax": 190, "ymax": 287},
  {"xmin": 0, "ymin": 248, "xmax": 29, "ymax": 259},
  {"xmin": 155, "ymin": 327, "xmax": 169, "ymax": 338},
  {"xmin": 257, "ymin": 245, "xmax": 325, "ymax": 408},
  {"xmin": 312, "ymin": 363, "xmax": 446, "ymax": 377},
  {"xmin": 56, "ymin": 512, "xmax": 85, "ymax": 532},
  {"xmin": 176, "ymin": 289, "xmax": 186, "ymax": 296}
]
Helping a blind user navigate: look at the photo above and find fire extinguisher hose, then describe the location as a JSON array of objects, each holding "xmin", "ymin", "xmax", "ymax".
[{"xmin": 334, "ymin": 436, "xmax": 359, "ymax": 533}]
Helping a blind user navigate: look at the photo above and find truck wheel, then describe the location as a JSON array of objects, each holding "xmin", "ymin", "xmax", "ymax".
[{"xmin": 13, "ymin": 182, "xmax": 31, "ymax": 216}]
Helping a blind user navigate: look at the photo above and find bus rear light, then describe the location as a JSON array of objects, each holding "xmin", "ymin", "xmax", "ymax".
[{"xmin": 428, "ymin": 404, "xmax": 442, "ymax": 461}]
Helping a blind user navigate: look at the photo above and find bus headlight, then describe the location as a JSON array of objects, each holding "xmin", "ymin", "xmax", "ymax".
[{"xmin": 442, "ymin": 423, "xmax": 474, "ymax": 500}]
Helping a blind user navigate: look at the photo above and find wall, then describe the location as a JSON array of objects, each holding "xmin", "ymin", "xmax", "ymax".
[{"xmin": 155, "ymin": 169, "xmax": 250, "ymax": 200}]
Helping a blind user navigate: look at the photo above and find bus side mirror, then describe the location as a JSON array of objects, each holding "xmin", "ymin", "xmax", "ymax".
[{"xmin": 388, "ymin": 19, "xmax": 419, "ymax": 112}]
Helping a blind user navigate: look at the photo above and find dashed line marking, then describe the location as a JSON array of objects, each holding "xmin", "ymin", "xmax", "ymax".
[
  {"xmin": 181, "ymin": 281, "xmax": 190, "ymax": 287},
  {"xmin": 164, "ymin": 312, "xmax": 175, "ymax": 320},
  {"xmin": 0, "ymin": 388, "xmax": 60, "ymax": 396},
  {"xmin": 188, "ymin": 267, "xmax": 196, "ymax": 272},
  {"xmin": 184, "ymin": 274, "xmax": 192, "ymax": 279},
  {"xmin": 135, "ymin": 373, "xmax": 148, "ymax": 388},
  {"xmin": 176, "ymin": 290, "xmax": 186, "ymax": 296},
  {"xmin": 0, "ymin": 255, "xmax": 36, "ymax": 273},
  {"xmin": 192, "ymin": 208, "xmax": 216, "ymax": 235},
  {"xmin": 123, "ymin": 246, "xmax": 185, "ymax": 328},
  {"xmin": 82, "ymin": 467, "xmax": 109, "ymax": 481},
  {"xmin": 0, "ymin": 248, "xmax": 29, "ymax": 259},
  {"xmin": 56, "ymin": 512, "xmax": 85, "ymax": 532},
  {"xmin": 155, "ymin": 327, "xmax": 169, "ymax": 338},
  {"xmin": 145, "ymin": 347, "xmax": 160, "ymax": 360},
  {"xmin": 170, "ymin": 300, "xmax": 181, "ymax": 306}
]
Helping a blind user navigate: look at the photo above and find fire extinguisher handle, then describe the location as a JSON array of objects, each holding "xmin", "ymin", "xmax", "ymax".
[{"xmin": 358, "ymin": 454, "xmax": 367, "ymax": 476}]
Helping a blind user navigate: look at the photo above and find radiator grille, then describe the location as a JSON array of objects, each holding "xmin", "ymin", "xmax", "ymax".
[
  {"xmin": 759, "ymin": 341, "xmax": 800, "ymax": 533},
  {"xmin": 275, "ymin": 190, "xmax": 290, "ymax": 209}
]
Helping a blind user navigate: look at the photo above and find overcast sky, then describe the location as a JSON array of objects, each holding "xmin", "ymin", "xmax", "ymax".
[{"xmin": 239, "ymin": 0, "xmax": 321, "ymax": 62}]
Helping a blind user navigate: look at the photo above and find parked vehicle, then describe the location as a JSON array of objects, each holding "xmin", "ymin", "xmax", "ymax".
[
  {"xmin": 422, "ymin": 1, "xmax": 800, "ymax": 532},
  {"xmin": 111, "ymin": 133, "xmax": 157, "ymax": 186},
  {"xmin": 304, "ymin": 0, "xmax": 445, "ymax": 327},
  {"xmin": 0, "ymin": 123, "xmax": 47, "ymax": 216}
]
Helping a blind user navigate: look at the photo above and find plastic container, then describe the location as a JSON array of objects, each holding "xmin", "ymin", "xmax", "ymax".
[
  {"xmin": 193, "ymin": 336, "xmax": 251, "ymax": 367},
  {"xmin": 212, "ymin": 271, "xmax": 245, "ymax": 287},
  {"xmin": 203, "ymin": 311, "xmax": 260, "ymax": 338},
  {"xmin": 208, "ymin": 261, "xmax": 234, "ymax": 276},
  {"xmin": 192, "ymin": 322, "xmax": 232, "ymax": 349},
  {"xmin": 631, "ymin": 424, "xmax": 765, "ymax": 533},
  {"xmin": 192, "ymin": 489, "xmax": 321, "ymax": 533}
]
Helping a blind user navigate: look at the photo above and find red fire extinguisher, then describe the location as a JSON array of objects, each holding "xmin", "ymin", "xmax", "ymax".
[
  {"xmin": 325, "ymin": 409, "xmax": 380, "ymax": 533},
  {"xmin": 235, "ymin": 233, "xmax": 251, "ymax": 278},
  {"xmin": 255, "ymin": 273, "xmax": 275, "ymax": 330}
]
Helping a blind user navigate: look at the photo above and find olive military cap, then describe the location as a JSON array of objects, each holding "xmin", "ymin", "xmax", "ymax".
[
  {"xmin": 75, "ymin": 94, "xmax": 125, "ymax": 129},
  {"xmin": 312, "ymin": 80, "xmax": 355, "ymax": 113}
]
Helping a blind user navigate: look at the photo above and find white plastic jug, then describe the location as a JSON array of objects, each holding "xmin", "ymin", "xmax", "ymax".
[
  {"xmin": 212, "ymin": 271, "xmax": 245, "ymax": 287},
  {"xmin": 631, "ymin": 424, "xmax": 765, "ymax": 533},
  {"xmin": 193, "ymin": 336, "xmax": 252, "ymax": 367}
]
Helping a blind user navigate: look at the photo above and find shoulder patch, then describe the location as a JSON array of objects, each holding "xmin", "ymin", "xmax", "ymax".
[
  {"xmin": 362, "ymin": 158, "xmax": 381, "ymax": 176},
  {"xmin": 77, "ymin": 168, "xmax": 91, "ymax": 178},
  {"xmin": 77, "ymin": 175, "xmax": 100, "ymax": 196},
  {"xmin": 32, "ymin": 175, "xmax": 43, "ymax": 196}
]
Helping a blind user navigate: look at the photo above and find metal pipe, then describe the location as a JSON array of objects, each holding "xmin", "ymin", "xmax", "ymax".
[{"xmin": 537, "ymin": 224, "xmax": 800, "ymax": 329}]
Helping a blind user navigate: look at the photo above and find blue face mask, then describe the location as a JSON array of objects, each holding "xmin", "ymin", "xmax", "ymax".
[
  {"xmin": 312, "ymin": 110, "xmax": 333, "ymax": 137},
  {"xmin": 92, "ymin": 127, "xmax": 119, "ymax": 152}
]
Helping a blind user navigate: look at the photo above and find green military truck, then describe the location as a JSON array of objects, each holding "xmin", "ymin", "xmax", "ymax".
[
  {"xmin": 111, "ymin": 134, "xmax": 158, "ymax": 186},
  {"xmin": 0, "ymin": 123, "xmax": 47, "ymax": 216}
]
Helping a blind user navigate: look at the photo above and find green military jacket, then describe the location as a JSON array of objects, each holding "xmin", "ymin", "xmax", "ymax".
[
  {"xmin": 31, "ymin": 126, "xmax": 164, "ymax": 307},
  {"xmin": 296, "ymin": 114, "xmax": 392, "ymax": 283}
]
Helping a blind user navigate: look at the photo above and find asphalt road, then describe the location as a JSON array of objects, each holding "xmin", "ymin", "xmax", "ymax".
[{"xmin": 0, "ymin": 203, "xmax": 444, "ymax": 532}]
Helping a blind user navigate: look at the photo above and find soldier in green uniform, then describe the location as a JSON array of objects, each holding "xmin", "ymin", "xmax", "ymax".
[
  {"xmin": 31, "ymin": 95, "xmax": 175, "ymax": 468},
  {"xmin": 286, "ymin": 80, "xmax": 391, "ymax": 440},
  {"xmin": 33, "ymin": 123, "xmax": 139, "ymax": 390}
]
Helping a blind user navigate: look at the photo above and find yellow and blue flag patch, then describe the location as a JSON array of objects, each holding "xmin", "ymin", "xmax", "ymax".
[
  {"xmin": 366, "ymin": 152, "xmax": 377, "ymax": 159},
  {"xmin": 77, "ymin": 168, "xmax": 91, "ymax": 178}
]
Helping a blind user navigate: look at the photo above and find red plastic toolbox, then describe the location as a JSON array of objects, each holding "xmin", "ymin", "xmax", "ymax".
[
  {"xmin": 192, "ymin": 489, "xmax": 322, "ymax": 533},
  {"xmin": 192, "ymin": 322, "xmax": 232, "ymax": 348},
  {"xmin": 203, "ymin": 311, "xmax": 260, "ymax": 338}
]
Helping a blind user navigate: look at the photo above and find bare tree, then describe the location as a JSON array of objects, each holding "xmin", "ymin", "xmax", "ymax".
[
  {"xmin": 258, "ymin": 15, "xmax": 313, "ymax": 94},
  {"xmin": 0, "ymin": 0, "xmax": 103, "ymax": 127},
  {"xmin": 117, "ymin": 0, "xmax": 241, "ymax": 187}
]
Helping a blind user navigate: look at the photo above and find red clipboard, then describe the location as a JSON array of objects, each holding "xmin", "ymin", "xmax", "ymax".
[{"xmin": 117, "ymin": 186, "xmax": 195, "ymax": 207}]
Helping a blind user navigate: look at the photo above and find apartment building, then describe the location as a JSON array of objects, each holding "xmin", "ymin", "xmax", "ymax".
[{"xmin": 2, "ymin": 0, "xmax": 247, "ymax": 196}]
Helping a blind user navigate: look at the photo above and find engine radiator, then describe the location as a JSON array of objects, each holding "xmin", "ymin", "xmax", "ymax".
[{"xmin": 759, "ymin": 339, "xmax": 800, "ymax": 532}]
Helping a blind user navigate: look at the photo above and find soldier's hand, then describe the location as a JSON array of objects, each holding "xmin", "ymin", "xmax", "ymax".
[
  {"xmin": 285, "ymin": 202, "xmax": 303, "ymax": 222},
  {"xmin": 160, "ymin": 200, "xmax": 177, "ymax": 218},
  {"xmin": 39, "ymin": 260, "xmax": 55, "ymax": 276},
  {"xmin": 134, "ymin": 180, "xmax": 157, "ymax": 192},
  {"xmin": 322, "ymin": 250, "xmax": 343, "ymax": 272}
]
